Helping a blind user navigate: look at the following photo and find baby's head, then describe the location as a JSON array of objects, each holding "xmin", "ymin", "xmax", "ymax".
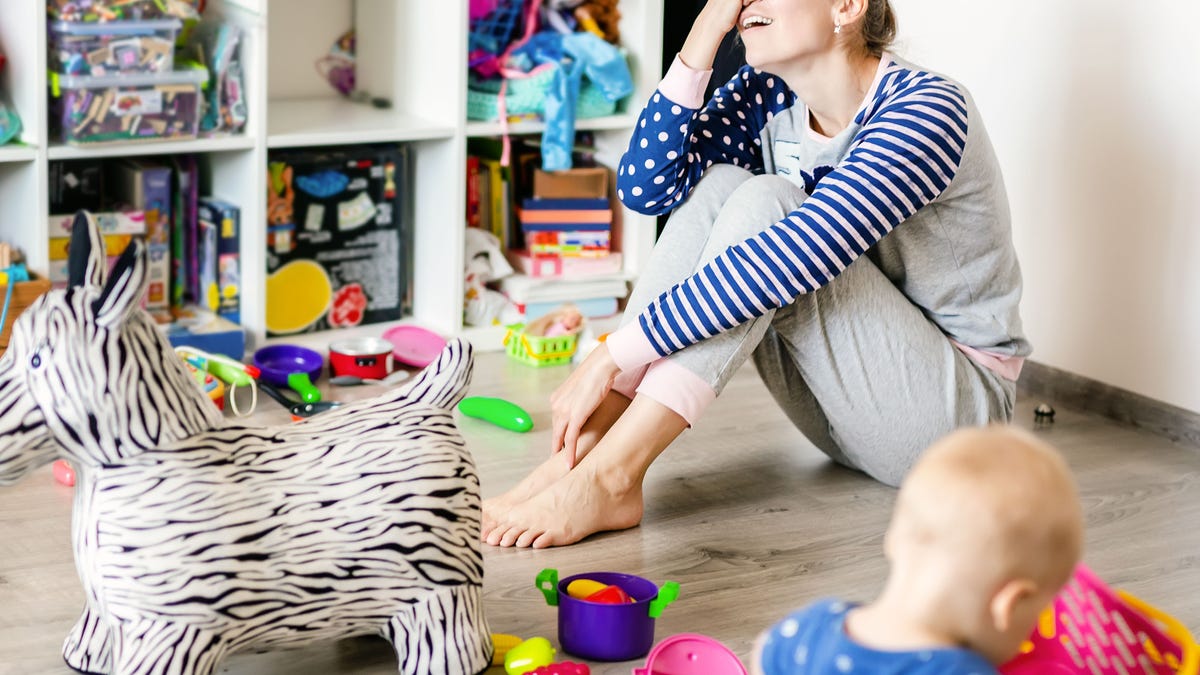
[{"xmin": 885, "ymin": 426, "xmax": 1084, "ymax": 663}]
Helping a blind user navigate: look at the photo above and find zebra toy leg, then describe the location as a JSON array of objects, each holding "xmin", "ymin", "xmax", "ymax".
[
  {"xmin": 385, "ymin": 583, "xmax": 492, "ymax": 675},
  {"xmin": 110, "ymin": 620, "xmax": 228, "ymax": 675},
  {"xmin": 63, "ymin": 606, "xmax": 113, "ymax": 674}
]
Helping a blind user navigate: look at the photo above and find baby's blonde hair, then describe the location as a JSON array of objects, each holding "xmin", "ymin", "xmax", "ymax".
[{"xmin": 891, "ymin": 426, "xmax": 1084, "ymax": 592}]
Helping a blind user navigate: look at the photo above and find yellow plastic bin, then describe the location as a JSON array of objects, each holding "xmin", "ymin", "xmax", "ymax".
[{"xmin": 504, "ymin": 324, "xmax": 577, "ymax": 367}]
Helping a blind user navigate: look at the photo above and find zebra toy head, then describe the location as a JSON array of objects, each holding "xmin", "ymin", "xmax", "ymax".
[{"xmin": 0, "ymin": 211, "xmax": 222, "ymax": 484}]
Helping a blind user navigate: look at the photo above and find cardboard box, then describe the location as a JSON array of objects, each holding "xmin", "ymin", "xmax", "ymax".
[
  {"xmin": 265, "ymin": 144, "xmax": 410, "ymax": 336},
  {"xmin": 534, "ymin": 168, "xmax": 609, "ymax": 199}
]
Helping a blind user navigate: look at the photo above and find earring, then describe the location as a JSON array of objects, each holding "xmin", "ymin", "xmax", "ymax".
[{"xmin": 834, "ymin": 22, "xmax": 842, "ymax": 34}]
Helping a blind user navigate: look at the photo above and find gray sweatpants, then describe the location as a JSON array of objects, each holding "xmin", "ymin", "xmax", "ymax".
[{"xmin": 617, "ymin": 165, "xmax": 1015, "ymax": 486}]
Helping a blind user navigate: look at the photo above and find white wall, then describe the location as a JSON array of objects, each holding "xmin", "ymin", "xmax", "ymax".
[{"xmin": 891, "ymin": 0, "xmax": 1200, "ymax": 413}]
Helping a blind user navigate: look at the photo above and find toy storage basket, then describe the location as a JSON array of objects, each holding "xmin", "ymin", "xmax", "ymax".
[
  {"xmin": 0, "ymin": 279, "xmax": 52, "ymax": 356},
  {"xmin": 504, "ymin": 324, "xmax": 577, "ymax": 367},
  {"xmin": 1001, "ymin": 564, "xmax": 1199, "ymax": 675},
  {"xmin": 467, "ymin": 68, "xmax": 619, "ymax": 122}
]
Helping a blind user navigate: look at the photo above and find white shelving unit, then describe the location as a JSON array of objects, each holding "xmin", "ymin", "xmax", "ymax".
[{"xmin": 0, "ymin": 0, "xmax": 663, "ymax": 351}]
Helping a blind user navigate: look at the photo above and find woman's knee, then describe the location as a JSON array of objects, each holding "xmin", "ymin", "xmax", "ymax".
[{"xmin": 711, "ymin": 174, "xmax": 808, "ymax": 243}]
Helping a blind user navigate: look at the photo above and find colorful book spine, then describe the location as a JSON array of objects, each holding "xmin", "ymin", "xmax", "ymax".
[
  {"xmin": 195, "ymin": 201, "xmax": 221, "ymax": 314},
  {"xmin": 199, "ymin": 197, "xmax": 241, "ymax": 324},
  {"xmin": 171, "ymin": 155, "xmax": 199, "ymax": 307}
]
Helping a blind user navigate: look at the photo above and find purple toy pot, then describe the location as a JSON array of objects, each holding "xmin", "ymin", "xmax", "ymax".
[{"xmin": 536, "ymin": 568, "xmax": 680, "ymax": 662}]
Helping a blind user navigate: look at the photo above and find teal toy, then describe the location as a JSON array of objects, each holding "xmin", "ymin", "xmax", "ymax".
[{"xmin": 458, "ymin": 396, "xmax": 534, "ymax": 433}]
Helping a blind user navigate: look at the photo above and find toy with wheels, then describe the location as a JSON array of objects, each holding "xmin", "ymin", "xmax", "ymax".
[
  {"xmin": 536, "ymin": 568, "xmax": 679, "ymax": 662},
  {"xmin": 0, "ymin": 212, "xmax": 492, "ymax": 675},
  {"xmin": 1000, "ymin": 564, "xmax": 1198, "ymax": 674}
]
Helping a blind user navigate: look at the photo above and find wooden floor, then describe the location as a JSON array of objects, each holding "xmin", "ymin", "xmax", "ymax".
[{"xmin": 1, "ymin": 351, "xmax": 1198, "ymax": 674}]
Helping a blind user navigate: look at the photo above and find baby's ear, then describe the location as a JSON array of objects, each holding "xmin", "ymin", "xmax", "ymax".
[{"xmin": 989, "ymin": 578, "xmax": 1037, "ymax": 632}]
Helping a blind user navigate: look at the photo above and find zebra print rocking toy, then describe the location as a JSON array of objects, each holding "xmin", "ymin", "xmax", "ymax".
[{"xmin": 0, "ymin": 212, "xmax": 493, "ymax": 675}]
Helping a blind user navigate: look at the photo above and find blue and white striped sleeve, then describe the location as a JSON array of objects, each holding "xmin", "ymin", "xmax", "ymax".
[
  {"xmin": 606, "ymin": 75, "xmax": 970, "ymax": 371},
  {"xmin": 615, "ymin": 58, "xmax": 794, "ymax": 215}
]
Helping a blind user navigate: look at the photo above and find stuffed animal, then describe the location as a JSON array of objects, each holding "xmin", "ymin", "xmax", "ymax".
[
  {"xmin": 575, "ymin": 0, "xmax": 620, "ymax": 44},
  {"xmin": 0, "ymin": 213, "xmax": 492, "ymax": 675}
]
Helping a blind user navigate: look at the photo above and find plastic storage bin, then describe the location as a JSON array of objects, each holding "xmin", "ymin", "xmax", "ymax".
[
  {"xmin": 49, "ymin": 19, "xmax": 182, "ymax": 76},
  {"xmin": 52, "ymin": 68, "xmax": 208, "ymax": 145}
]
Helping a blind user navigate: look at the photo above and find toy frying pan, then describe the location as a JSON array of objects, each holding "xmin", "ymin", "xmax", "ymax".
[
  {"xmin": 253, "ymin": 345, "xmax": 323, "ymax": 403},
  {"xmin": 256, "ymin": 380, "xmax": 341, "ymax": 420}
]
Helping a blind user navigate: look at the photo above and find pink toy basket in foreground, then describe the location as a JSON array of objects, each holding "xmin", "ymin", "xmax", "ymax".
[{"xmin": 1001, "ymin": 564, "xmax": 1198, "ymax": 675}]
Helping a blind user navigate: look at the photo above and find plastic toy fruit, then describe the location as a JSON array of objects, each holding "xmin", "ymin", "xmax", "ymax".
[
  {"xmin": 505, "ymin": 636, "xmax": 556, "ymax": 675},
  {"xmin": 458, "ymin": 396, "xmax": 534, "ymax": 433},
  {"xmin": 584, "ymin": 584, "xmax": 634, "ymax": 604},
  {"xmin": 566, "ymin": 578, "xmax": 608, "ymax": 600},
  {"xmin": 492, "ymin": 633, "xmax": 524, "ymax": 667}
]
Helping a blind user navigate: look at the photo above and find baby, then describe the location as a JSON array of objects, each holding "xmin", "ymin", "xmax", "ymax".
[{"xmin": 753, "ymin": 426, "xmax": 1084, "ymax": 674}]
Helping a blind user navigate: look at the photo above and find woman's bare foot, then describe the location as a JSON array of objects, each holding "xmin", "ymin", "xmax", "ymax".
[
  {"xmin": 485, "ymin": 456, "xmax": 644, "ymax": 548},
  {"xmin": 481, "ymin": 451, "xmax": 573, "ymax": 537},
  {"xmin": 481, "ymin": 391, "xmax": 632, "ymax": 538}
]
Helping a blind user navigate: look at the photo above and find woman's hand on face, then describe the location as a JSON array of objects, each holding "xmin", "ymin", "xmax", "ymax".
[
  {"xmin": 682, "ymin": 0, "xmax": 746, "ymax": 70},
  {"xmin": 550, "ymin": 342, "xmax": 621, "ymax": 469},
  {"xmin": 697, "ymin": 0, "xmax": 746, "ymax": 36}
]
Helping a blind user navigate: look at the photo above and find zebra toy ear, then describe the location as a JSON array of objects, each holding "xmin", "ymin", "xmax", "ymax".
[
  {"xmin": 67, "ymin": 210, "xmax": 108, "ymax": 289},
  {"xmin": 93, "ymin": 238, "xmax": 148, "ymax": 328}
]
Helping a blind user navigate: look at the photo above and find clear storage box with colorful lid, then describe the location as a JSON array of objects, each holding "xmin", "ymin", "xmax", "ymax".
[
  {"xmin": 51, "ymin": 67, "xmax": 208, "ymax": 145},
  {"xmin": 49, "ymin": 18, "xmax": 182, "ymax": 76}
]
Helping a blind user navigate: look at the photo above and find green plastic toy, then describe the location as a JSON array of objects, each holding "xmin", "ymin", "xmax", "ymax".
[{"xmin": 458, "ymin": 396, "xmax": 534, "ymax": 433}]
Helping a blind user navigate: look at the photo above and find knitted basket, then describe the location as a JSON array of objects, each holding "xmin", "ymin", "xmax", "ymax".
[{"xmin": 467, "ymin": 68, "xmax": 620, "ymax": 122}]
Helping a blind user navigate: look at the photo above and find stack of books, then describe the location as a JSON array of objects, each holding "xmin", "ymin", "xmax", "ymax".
[
  {"xmin": 513, "ymin": 196, "xmax": 617, "ymax": 277},
  {"xmin": 498, "ymin": 272, "xmax": 628, "ymax": 323}
]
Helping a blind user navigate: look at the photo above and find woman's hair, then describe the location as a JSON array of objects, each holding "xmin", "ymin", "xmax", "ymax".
[{"xmin": 859, "ymin": 0, "xmax": 897, "ymax": 57}]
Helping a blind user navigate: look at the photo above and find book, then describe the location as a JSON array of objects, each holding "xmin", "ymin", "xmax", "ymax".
[
  {"xmin": 507, "ymin": 250, "xmax": 623, "ymax": 278},
  {"xmin": 516, "ymin": 208, "xmax": 612, "ymax": 225},
  {"xmin": 48, "ymin": 210, "xmax": 145, "ymax": 238},
  {"xmin": 519, "ymin": 296, "xmax": 620, "ymax": 321},
  {"xmin": 170, "ymin": 155, "xmax": 199, "ymax": 308},
  {"xmin": 498, "ymin": 273, "xmax": 628, "ymax": 305},
  {"xmin": 108, "ymin": 159, "xmax": 172, "ymax": 315},
  {"xmin": 198, "ymin": 197, "xmax": 240, "ymax": 324},
  {"xmin": 48, "ymin": 233, "xmax": 136, "ymax": 260},
  {"xmin": 521, "ymin": 197, "xmax": 611, "ymax": 211}
]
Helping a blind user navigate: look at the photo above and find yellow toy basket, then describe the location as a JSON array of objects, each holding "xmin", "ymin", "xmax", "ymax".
[{"xmin": 503, "ymin": 324, "xmax": 577, "ymax": 367}]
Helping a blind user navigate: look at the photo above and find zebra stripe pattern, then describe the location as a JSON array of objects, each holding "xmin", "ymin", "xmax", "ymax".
[
  {"xmin": 616, "ymin": 61, "xmax": 969, "ymax": 359},
  {"xmin": 0, "ymin": 211, "xmax": 492, "ymax": 675}
]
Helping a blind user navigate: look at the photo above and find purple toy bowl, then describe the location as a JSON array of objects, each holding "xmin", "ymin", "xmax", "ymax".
[
  {"xmin": 536, "ymin": 568, "xmax": 680, "ymax": 662},
  {"xmin": 253, "ymin": 344, "xmax": 324, "ymax": 388},
  {"xmin": 633, "ymin": 634, "xmax": 747, "ymax": 675}
]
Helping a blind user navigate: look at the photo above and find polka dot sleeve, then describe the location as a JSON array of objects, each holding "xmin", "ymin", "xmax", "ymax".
[{"xmin": 616, "ymin": 65, "xmax": 796, "ymax": 216}]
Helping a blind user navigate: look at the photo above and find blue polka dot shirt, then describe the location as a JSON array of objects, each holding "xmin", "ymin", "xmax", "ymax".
[{"xmin": 759, "ymin": 599, "xmax": 997, "ymax": 675}]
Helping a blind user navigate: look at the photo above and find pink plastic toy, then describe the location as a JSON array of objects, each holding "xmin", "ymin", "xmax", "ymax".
[
  {"xmin": 52, "ymin": 459, "xmax": 75, "ymax": 487},
  {"xmin": 382, "ymin": 324, "xmax": 448, "ymax": 368},
  {"xmin": 529, "ymin": 662, "xmax": 590, "ymax": 674},
  {"xmin": 1000, "ymin": 564, "xmax": 1198, "ymax": 675},
  {"xmin": 634, "ymin": 634, "xmax": 747, "ymax": 675}
]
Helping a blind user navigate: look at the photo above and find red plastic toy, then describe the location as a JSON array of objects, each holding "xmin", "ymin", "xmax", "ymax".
[{"xmin": 584, "ymin": 584, "xmax": 634, "ymax": 604}]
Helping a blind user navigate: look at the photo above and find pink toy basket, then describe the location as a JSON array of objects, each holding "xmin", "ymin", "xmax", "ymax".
[{"xmin": 1001, "ymin": 564, "xmax": 1198, "ymax": 675}]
